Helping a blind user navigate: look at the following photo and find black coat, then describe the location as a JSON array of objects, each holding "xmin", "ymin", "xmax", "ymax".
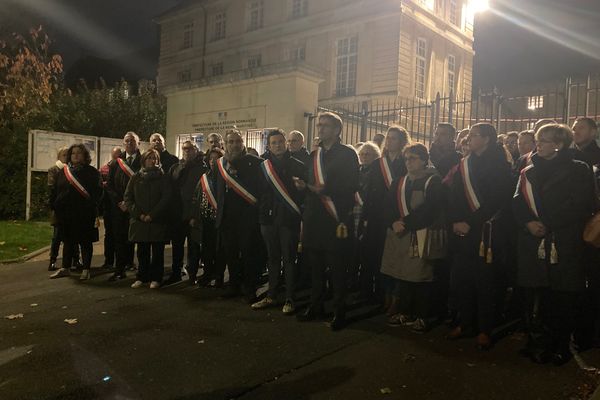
[
  {"xmin": 429, "ymin": 142, "xmax": 461, "ymax": 179},
  {"xmin": 124, "ymin": 167, "xmax": 172, "ymax": 243},
  {"xmin": 302, "ymin": 141, "xmax": 359, "ymax": 251},
  {"xmin": 290, "ymin": 148, "xmax": 311, "ymax": 166},
  {"xmin": 363, "ymin": 155, "xmax": 407, "ymax": 226},
  {"xmin": 106, "ymin": 151, "xmax": 141, "ymax": 205},
  {"xmin": 215, "ymin": 153, "xmax": 264, "ymax": 230},
  {"xmin": 448, "ymin": 143, "xmax": 514, "ymax": 254},
  {"xmin": 159, "ymin": 150, "xmax": 180, "ymax": 176},
  {"xmin": 50, "ymin": 164, "xmax": 102, "ymax": 243},
  {"xmin": 577, "ymin": 140, "xmax": 600, "ymax": 168},
  {"xmin": 259, "ymin": 151, "xmax": 307, "ymax": 229},
  {"xmin": 513, "ymin": 151, "xmax": 597, "ymax": 291},
  {"xmin": 169, "ymin": 155, "xmax": 207, "ymax": 222}
]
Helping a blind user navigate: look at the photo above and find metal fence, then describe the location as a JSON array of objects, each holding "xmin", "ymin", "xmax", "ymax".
[{"xmin": 310, "ymin": 74, "xmax": 600, "ymax": 146}]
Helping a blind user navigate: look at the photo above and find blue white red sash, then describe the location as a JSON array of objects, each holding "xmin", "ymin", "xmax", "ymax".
[
  {"xmin": 459, "ymin": 156, "xmax": 481, "ymax": 212},
  {"xmin": 354, "ymin": 192, "xmax": 364, "ymax": 207},
  {"xmin": 261, "ymin": 159, "xmax": 301, "ymax": 215},
  {"xmin": 200, "ymin": 173, "xmax": 217, "ymax": 210},
  {"xmin": 117, "ymin": 158, "xmax": 134, "ymax": 178},
  {"xmin": 519, "ymin": 165, "xmax": 540, "ymax": 218},
  {"xmin": 379, "ymin": 157, "xmax": 394, "ymax": 190},
  {"xmin": 313, "ymin": 147, "xmax": 338, "ymax": 221},
  {"xmin": 63, "ymin": 165, "xmax": 90, "ymax": 199},
  {"xmin": 217, "ymin": 158, "xmax": 258, "ymax": 205},
  {"xmin": 396, "ymin": 176, "xmax": 410, "ymax": 218}
]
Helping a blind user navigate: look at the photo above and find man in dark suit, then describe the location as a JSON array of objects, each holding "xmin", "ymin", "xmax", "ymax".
[
  {"xmin": 149, "ymin": 133, "xmax": 179, "ymax": 174},
  {"xmin": 106, "ymin": 132, "xmax": 142, "ymax": 281},
  {"xmin": 216, "ymin": 129, "xmax": 264, "ymax": 303},
  {"xmin": 295, "ymin": 112, "xmax": 360, "ymax": 331}
]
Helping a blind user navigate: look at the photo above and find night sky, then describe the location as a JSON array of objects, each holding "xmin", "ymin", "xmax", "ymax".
[{"xmin": 1, "ymin": 0, "xmax": 599, "ymax": 91}]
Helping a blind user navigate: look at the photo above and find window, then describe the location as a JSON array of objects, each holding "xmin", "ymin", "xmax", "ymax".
[
  {"xmin": 247, "ymin": 1, "xmax": 264, "ymax": 31},
  {"xmin": 528, "ymin": 96, "xmax": 544, "ymax": 110},
  {"xmin": 447, "ymin": 54, "xmax": 456, "ymax": 95},
  {"xmin": 291, "ymin": 0, "xmax": 308, "ymax": 19},
  {"xmin": 291, "ymin": 46, "xmax": 306, "ymax": 61},
  {"xmin": 211, "ymin": 63, "xmax": 224, "ymax": 76},
  {"xmin": 415, "ymin": 38, "xmax": 427, "ymax": 99},
  {"xmin": 212, "ymin": 12, "xmax": 227, "ymax": 41},
  {"xmin": 182, "ymin": 23, "xmax": 194, "ymax": 49},
  {"xmin": 335, "ymin": 36, "xmax": 358, "ymax": 97},
  {"xmin": 247, "ymin": 54, "xmax": 262, "ymax": 69},
  {"xmin": 178, "ymin": 69, "xmax": 192, "ymax": 82},
  {"xmin": 417, "ymin": 0, "xmax": 434, "ymax": 11},
  {"xmin": 449, "ymin": 0, "xmax": 459, "ymax": 25}
]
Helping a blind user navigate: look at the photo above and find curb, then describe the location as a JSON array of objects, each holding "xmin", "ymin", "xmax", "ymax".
[{"xmin": 0, "ymin": 245, "xmax": 50, "ymax": 265}]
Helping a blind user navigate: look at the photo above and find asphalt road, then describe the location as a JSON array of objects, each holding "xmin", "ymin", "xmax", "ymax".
[{"xmin": 1, "ymin": 251, "xmax": 599, "ymax": 400}]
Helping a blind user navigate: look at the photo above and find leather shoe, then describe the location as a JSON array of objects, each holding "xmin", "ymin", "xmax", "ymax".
[
  {"xmin": 329, "ymin": 313, "xmax": 346, "ymax": 331},
  {"xmin": 296, "ymin": 305, "xmax": 324, "ymax": 322},
  {"xmin": 476, "ymin": 333, "xmax": 492, "ymax": 351}
]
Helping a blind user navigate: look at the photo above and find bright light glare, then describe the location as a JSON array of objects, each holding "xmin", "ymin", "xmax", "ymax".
[{"xmin": 468, "ymin": 0, "xmax": 490, "ymax": 14}]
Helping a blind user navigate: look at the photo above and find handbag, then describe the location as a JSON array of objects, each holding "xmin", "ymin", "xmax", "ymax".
[{"xmin": 584, "ymin": 213, "xmax": 600, "ymax": 248}]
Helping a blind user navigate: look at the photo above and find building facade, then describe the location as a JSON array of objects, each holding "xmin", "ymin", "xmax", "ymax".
[{"xmin": 157, "ymin": 0, "xmax": 476, "ymax": 150}]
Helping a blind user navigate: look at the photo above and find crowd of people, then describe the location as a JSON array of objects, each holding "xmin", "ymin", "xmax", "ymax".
[{"xmin": 46, "ymin": 111, "xmax": 600, "ymax": 366}]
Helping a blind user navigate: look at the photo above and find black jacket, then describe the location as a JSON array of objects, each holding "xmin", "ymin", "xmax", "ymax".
[
  {"xmin": 363, "ymin": 155, "xmax": 407, "ymax": 225},
  {"xmin": 302, "ymin": 141, "xmax": 359, "ymax": 250},
  {"xmin": 290, "ymin": 147, "xmax": 311, "ymax": 166},
  {"xmin": 169, "ymin": 154, "xmax": 207, "ymax": 222},
  {"xmin": 51, "ymin": 164, "xmax": 102, "ymax": 242},
  {"xmin": 513, "ymin": 150, "xmax": 597, "ymax": 291},
  {"xmin": 159, "ymin": 150, "xmax": 180, "ymax": 176},
  {"xmin": 429, "ymin": 142, "xmax": 461, "ymax": 179},
  {"xmin": 106, "ymin": 151, "xmax": 141, "ymax": 205},
  {"xmin": 448, "ymin": 143, "xmax": 513, "ymax": 252},
  {"xmin": 259, "ymin": 151, "xmax": 307, "ymax": 229},
  {"xmin": 216, "ymin": 153, "xmax": 264, "ymax": 230}
]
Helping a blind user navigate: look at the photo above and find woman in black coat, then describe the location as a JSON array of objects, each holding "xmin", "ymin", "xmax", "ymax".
[
  {"xmin": 49, "ymin": 144, "xmax": 102, "ymax": 281},
  {"xmin": 513, "ymin": 123, "xmax": 597, "ymax": 365},
  {"xmin": 125, "ymin": 149, "xmax": 172, "ymax": 289}
]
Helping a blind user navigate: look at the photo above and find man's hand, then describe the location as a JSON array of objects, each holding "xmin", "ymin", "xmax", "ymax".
[
  {"xmin": 526, "ymin": 221, "xmax": 546, "ymax": 238},
  {"xmin": 293, "ymin": 177, "xmax": 306, "ymax": 190},
  {"xmin": 392, "ymin": 220, "xmax": 405, "ymax": 235},
  {"xmin": 308, "ymin": 183, "xmax": 325, "ymax": 194},
  {"xmin": 118, "ymin": 201, "xmax": 127, "ymax": 212},
  {"xmin": 453, "ymin": 222, "xmax": 471, "ymax": 236},
  {"xmin": 189, "ymin": 218, "xmax": 196, "ymax": 227}
]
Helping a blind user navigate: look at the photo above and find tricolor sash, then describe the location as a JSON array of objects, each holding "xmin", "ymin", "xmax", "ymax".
[
  {"xmin": 396, "ymin": 176, "xmax": 410, "ymax": 218},
  {"xmin": 379, "ymin": 157, "xmax": 394, "ymax": 190},
  {"xmin": 519, "ymin": 165, "xmax": 540, "ymax": 218},
  {"xmin": 313, "ymin": 147, "xmax": 338, "ymax": 221},
  {"xmin": 354, "ymin": 192, "xmax": 364, "ymax": 207},
  {"xmin": 117, "ymin": 158, "xmax": 135, "ymax": 178},
  {"xmin": 200, "ymin": 173, "xmax": 217, "ymax": 210},
  {"xmin": 261, "ymin": 159, "xmax": 301, "ymax": 215},
  {"xmin": 459, "ymin": 156, "xmax": 481, "ymax": 212},
  {"xmin": 217, "ymin": 158, "xmax": 258, "ymax": 205},
  {"xmin": 63, "ymin": 165, "xmax": 90, "ymax": 199}
]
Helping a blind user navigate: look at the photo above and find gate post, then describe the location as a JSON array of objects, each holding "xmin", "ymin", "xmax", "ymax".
[{"xmin": 360, "ymin": 101, "xmax": 369, "ymax": 142}]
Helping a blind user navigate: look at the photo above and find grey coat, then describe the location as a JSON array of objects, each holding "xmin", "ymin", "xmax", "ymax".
[{"xmin": 124, "ymin": 167, "xmax": 171, "ymax": 243}]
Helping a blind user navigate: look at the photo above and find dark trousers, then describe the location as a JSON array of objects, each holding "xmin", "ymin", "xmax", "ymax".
[
  {"xmin": 544, "ymin": 290, "xmax": 583, "ymax": 355},
  {"xmin": 359, "ymin": 223, "xmax": 386, "ymax": 299},
  {"xmin": 398, "ymin": 279, "xmax": 433, "ymax": 319},
  {"xmin": 62, "ymin": 240, "xmax": 92, "ymax": 269},
  {"xmin": 136, "ymin": 242, "xmax": 165, "ymax": 283},
  {"xmin": 103, "ymin": 211, "xmax": 116, "ymax": 265},
  {"xmin": 261, "ymin": 224, "xmax": 299, "ymax": 300},
  {"xmin": 50, "ymin": 226, "xmax": 80, "ymax": 263},
  {"xmin": 306, "ymin": 242, "xmax": 350, "ymax": 312},
  {"xmin": 172, "ymin": 221, "xmax": 201, "ymax": 279},
  {"xmin": 113, "ymin": 207, "xmax": 134, "ymax": 274},
  {"xmin": 220, "ymin": 223, "xmax": 261, "ymax": 295},
  {"xmin": 201, "ymin": 220, "xmax": 225, "ymax": 280},
  {"xmin": 453, "ymin": 251, "xmax": 495, "ymax": 335}
]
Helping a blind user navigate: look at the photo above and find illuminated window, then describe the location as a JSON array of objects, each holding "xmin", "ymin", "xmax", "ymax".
[
  {"xmin": 212, "ymin": 12, "xmax": 226, "ymax": 41},
  {"xmin": 182, "ymin": 23, "xmax": 194, "ymax": 49},
  {"xmin": 335, "ymin": 36, "xmax": 358, "ymax": 97},
  {"xmin": 417, "ymin": 0, "xmax": 435, "ymax": 11},
  {"xmin": 447, "ymin": 54, "xmax": 456, "ymax": 95},
  {"xmin": 291, "ymin": 0, "xmax": 308, "ymax": 19},
  {"xmin": 247, "ymin": 54, "xmax": 262, "ymax": 69},
  {"xmin": 415, "ymin": 38, "xmax": 427, "ymax": 99},
  {"xmin": 247, "ymin": 1, "xmax": 264, "ymax": 31},
  {"xmin": 528, "ymin": 96, "xmax": 544, "ymax": 110}
]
